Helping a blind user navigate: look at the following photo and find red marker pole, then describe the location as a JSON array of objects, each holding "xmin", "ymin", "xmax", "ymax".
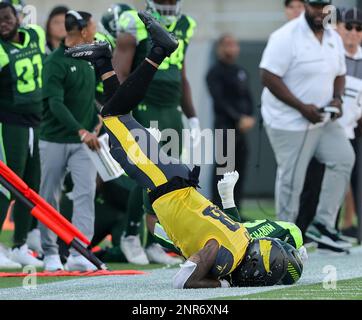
[{"xmin": 0, "ymin": 162, "xmax": 107, "ymax": 270}]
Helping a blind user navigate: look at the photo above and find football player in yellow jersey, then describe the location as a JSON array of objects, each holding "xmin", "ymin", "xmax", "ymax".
[{"xmin": 65, "ymin": 12, "xmax": 289, "ymax": 288}]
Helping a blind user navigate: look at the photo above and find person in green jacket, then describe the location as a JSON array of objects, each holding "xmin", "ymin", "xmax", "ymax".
[{"xmin": 39, "ymin": 10, "xmax": 101, "ymax": 272}]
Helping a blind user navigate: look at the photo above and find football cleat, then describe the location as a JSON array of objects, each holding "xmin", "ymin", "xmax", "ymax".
[
  {"xmin": 146, "ymin": 243, "xmax": 183, "ymax": 265},
  {"xmin": 121, "ymin": 235, "xmax": 149, "ymax": 265},
  {"xmin": 138, "ymin": 11, "xmax": 179, "ymax": 57},
  {"xmin": 64, "ymin": 41, "xmax": 112, "ymax": 63}
]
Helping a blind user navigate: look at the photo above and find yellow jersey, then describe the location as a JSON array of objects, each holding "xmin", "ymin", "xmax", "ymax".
[{"xmin": 152, "ymin": 187, "xmax": 251, "ymax": 277}]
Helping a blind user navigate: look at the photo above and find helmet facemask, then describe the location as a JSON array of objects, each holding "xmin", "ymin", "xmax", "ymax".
[
  {"xmin": 231, "ymin": 238, "xmax": 288, "ymax": 287},
  {"xmin": 146, "ymin": 0, "xmax": 182, "ymax": 26}
]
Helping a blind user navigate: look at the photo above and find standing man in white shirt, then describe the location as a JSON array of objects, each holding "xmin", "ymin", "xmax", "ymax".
[{"xmin": 260, "ymin": 0, "xmax": 354, "ymax": 251}]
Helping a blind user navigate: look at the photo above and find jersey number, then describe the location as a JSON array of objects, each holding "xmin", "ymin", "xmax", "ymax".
[
  {"xmin": 159, "ymin": 40, "xmax": 185, "ymax": 70},
  {"xmin": 15, "ymin": 54, "xmax": 43, "ymax": 94},
  {"xmin": 202, "ymin": 206, "xmax": 240, "ymax": 232}
]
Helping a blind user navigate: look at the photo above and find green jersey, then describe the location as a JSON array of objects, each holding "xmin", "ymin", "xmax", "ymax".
[
  {"xmin": 0, "ymin": 25, "xmax": 45, "ymax": 117},
  {"xmin": 119, "ymin": 10, "xmax": 197, "ymax": 108},
  {"xmin": 243, "ymin": 220, "xmax": 303, "ymax": 249},
  {"xmin": 153, "ymin": 219, "xmax": 304, "ymax": 256}
]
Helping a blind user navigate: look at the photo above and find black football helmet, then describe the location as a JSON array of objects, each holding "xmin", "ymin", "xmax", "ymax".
[
  {"xmin": 277, "ymin": 240, "xmax": 304, "ymax": 285},
  {"xmin": 231, "ymin": 238, "xmax": 288, "ymax": 287}
]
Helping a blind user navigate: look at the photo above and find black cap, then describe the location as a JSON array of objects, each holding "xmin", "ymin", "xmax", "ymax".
[
  {"xmin": 285, "ymin": 0, "xmax": 305, "ymax": 7},
  {"xmin": 344, "ymin": 8, "xmax": 362, "ymax": 24},
  {"xmin": 336, "ymin": 7, "xmax": 345, "ymax": 23},
  {"xmin": 305, "ymin": 0, "xmax": 332, "ymax": 5}
]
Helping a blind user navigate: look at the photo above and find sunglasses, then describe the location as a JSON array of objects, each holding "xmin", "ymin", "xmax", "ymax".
[{"xmin": 345, "ymin": 23, "xmax": 362, "ymax": 32}]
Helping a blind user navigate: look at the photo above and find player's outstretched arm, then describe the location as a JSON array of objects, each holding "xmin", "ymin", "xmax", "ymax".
[
  {"xmin": 173, "ymin": 240, "xmax": 229, "ymax": 289},
  {"xmin": 218, "ymin": 171, "xmax": 242, "ymax": 222}
]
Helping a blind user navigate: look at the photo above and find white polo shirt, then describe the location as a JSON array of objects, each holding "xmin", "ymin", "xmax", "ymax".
[
  {"xmin": 260, "ymin": 14, "xmax": 347, "ymax": 131},
  {"xmin": 338, "ymin": 47, "xmax": 362, "ymax": 139}
]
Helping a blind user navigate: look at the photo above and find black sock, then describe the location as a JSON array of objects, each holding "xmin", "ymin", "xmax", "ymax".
[
  {"xmin": 147, "ymin": 46, "xmax": 166, "ymax": 66},
  {"xmin": 103, "ymin": 75, "xmax": 119, "ymax": 104},
  {"xmin": 101, "ymin": 60, "xmax": 160, "ymax": 117}
]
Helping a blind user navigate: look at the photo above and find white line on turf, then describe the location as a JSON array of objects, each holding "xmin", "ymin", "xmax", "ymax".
[{"xmin": 0, "ymin": 247, "xmax": 362, "ymax": 300}]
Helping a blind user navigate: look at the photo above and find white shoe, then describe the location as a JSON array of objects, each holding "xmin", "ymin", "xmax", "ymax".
[
  {"xmin": 146, "ymin": 243, "xmax": 183, "ymax": 265},
  {"xmin": 120, "ymin": 235, "xmax": 149, "ymax": 265},
  {"xmin": 217, "ymin": 171, "xmax": 239, "ymax": 208},
  {"xmin": 44, "ymin": 255, "xmax": 64, "ymax": 271},
  {"xmin": 0, "ymin": 251, "xmax": 22, "ymax": 269},
  {"xmin": 9, "ymin": 244, "xmax": 44, "ymax": 268},
  {"xmin": 26, "ymin": 229, "xmax": 44, "ymax": 255},
  {"xmin": 64, "ymin": 255, "xmax": 97, "ymax": 272}
]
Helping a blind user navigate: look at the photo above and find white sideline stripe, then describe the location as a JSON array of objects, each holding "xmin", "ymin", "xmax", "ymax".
[{"xmin": 1, "ymin": 247, "xmax": 362, "ymax": 300}]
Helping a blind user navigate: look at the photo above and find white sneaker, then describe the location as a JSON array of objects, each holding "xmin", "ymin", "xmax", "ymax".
[
  {"xmin": 44, "ymin": 255, "xmax": 64, "ymax": 271},
  {"xmin": 64, "ymin": 254, "xmax": 97, "ymax": 272},
  {"xmin": 9, "ymin": 244, "xmax": 44, "ymax": 268},
  {"xmin": 26, "ymin": 229, "xmax": 44, "ymax": 255},
  {"xmin": 0, "ymin": 251, "xmax": 22, "ymax": 269},
  {"xmin": 120, "ymin": 235, "xmax": 149, "ymax": 265},
  {"xmin": 146, "ymin": 243, "xmax": 183, "ymax": 265}
]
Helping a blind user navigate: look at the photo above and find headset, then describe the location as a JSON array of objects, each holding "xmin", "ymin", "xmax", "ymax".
[{"xmin": 66, "ymin": 10, "xmax": 88, "ymax": 30}]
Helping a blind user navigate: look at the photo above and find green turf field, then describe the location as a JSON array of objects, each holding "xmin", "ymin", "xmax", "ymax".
[
  {"xmin": 216, "ymin": 277, "xmax": 362, "ymax": 300},
  {"xmin": 1, "ymin": 201, "xmax": 361, "ymax": 300}
]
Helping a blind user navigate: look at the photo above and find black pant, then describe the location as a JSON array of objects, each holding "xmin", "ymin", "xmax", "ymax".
[
  {"xmin": 296, "ymin": 158, "xmax": 325, "ymax": 236},
  {"xmin": 297, "ymin": 138, "xmax": 360, "ymax": 236}
]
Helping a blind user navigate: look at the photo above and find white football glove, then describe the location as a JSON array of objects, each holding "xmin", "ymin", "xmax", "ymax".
[
  {"xmin": 188, "ymin": 117, "xmax": 201, "ymax": 149},
  {"xmin": 217, "ymin": 171, "xmax": 239, "ymax": 209}
]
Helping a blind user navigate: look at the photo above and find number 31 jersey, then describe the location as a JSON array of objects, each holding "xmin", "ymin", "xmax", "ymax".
[{"xmin": 0, "ymin": 25, "xmax": 45, "ymax": 116}]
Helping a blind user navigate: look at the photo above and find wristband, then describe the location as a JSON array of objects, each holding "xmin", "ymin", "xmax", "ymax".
[
  {"xmin": 80, "ymin": 132, "xmax": 88, "ymax": 142},
  {"xmin": 220, "ymin": 279, "xmax": 231, "ymax": 288}
]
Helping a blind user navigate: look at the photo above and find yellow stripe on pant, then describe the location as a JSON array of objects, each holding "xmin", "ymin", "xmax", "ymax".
[{"xmin": 103, "ymin": 116, "xmax": 168, "ymax": 187}]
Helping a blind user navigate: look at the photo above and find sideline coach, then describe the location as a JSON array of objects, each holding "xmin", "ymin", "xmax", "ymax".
[
  {"xmin": 39, "ymin": 10, "xmax": 100, "ymax": 271},
  {"xmin": 259, "ymin": 0, "xmax": 355, "ymax": 243}
]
